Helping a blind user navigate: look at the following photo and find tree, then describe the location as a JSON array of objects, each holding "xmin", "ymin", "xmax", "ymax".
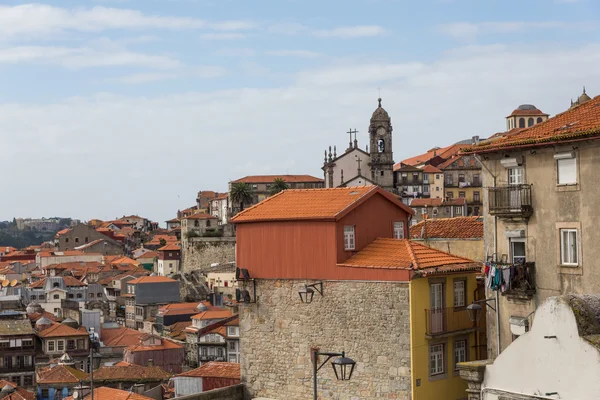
[
  {"xmin": 159, "ymin": 238, "xmax": 167, "ymax": 247},
  {"xmin": 230, "ymin": 183, "xmax": 254, "ymax": 212},
  {"xmin": 269, "ymin": 178, "xmax": 289, "ymax": 196}
]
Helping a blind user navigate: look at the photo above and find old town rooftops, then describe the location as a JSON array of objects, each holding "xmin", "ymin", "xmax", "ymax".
[
  {"xmin": 64, "ymin": 387, "xmax": 153, "ymax": 400},
  {"xmin": 156, "ymin": 244, "xmax": 180, "ymax": 251},
  {"xmin": 231, "ymin": 175, "xmax": 323, "ymax": 184},
  {"xmin": 337, "ymin": 238, "xmax": 481, "ymax": 276},
  {"xmin": 409, "ymin": 198, "xmax": 466, "ymax": 207},
  {"xmin": 463, "ymin": 94, "xmax": 600, "ymax": 153},
  {"xmin": 231, "ymin": 186, "xmax": 414, "ymax": 223},
  {"xmin": 91, "ymin": 363, "xmax": 171, "ymax": 382},
  {"xmin": 128, "ymin": 276, "xmax": 177, "ymax": 285},
  {"xmin": 36, "ymin": 322, "xmax": 89, "ymax": 338},
  {"xmin": 0, "ymin": 318, "xmax": 35, "ymax": 336},
  {"xmin": 175, "ymin": 361, "xmax": 240, "ymax": 379},
  {"xmin": 36, "ymin": 364, "xmax": 89, "ymax": 384},
  {"xmin": 410, "ymin": 216, "xmax": 483, "ymax": 239},
  {"xmin": 181, "ymin": 213, "xmax": 217, "ymax": 220}
]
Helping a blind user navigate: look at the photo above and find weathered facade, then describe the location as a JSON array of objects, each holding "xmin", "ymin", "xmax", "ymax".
[
  {"xmin": 180, "ymin": 237, "xmax": 235, "ymax": 274},
  {"xmin": 55, "ymin": 224, "xmax": 123, "ymax": 254}
]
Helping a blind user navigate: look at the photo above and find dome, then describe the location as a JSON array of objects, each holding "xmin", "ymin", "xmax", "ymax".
[
  {"xmin": 36, "ymin": 316, "xmax": 53, "ymax": 327},
  {"xmin": 197, "ymin": 302, "xmax": 208, "ymax": 311},
  {"xmin": 26, "ymin": 301, "xmax": 43, "ymax": 315},
  {"xmin": 61, "ymin": 317, "xmax": 79, "ymax": 329},
  {"xmin": 371, "ymin": 98, "xmax": 390, "ymax": 120},
  {"xmin": 516, "ymin": 104, "xmax": 538, "ymax": 111}
]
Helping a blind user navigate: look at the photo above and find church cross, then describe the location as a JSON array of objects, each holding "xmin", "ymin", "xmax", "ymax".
[
  {"xmin": 347, "ymin": 128, "xmax": 358, "ymax": 150},
  {"xmin": 356, "ymin": 156, "xmax": 362, "ymax": 176}
]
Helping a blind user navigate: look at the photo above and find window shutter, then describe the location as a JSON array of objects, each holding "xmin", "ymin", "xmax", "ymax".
[{"xmin": 558, "ymin": 158, "xmax": 576, "ymax": 184}]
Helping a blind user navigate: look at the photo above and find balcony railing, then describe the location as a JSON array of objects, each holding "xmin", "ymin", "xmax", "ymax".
[
  {"xmin": 199, "ymin": 355, "xmax": 226, "ymax": 362},
  {"xmin": 488, "ymin": 184, "xmax": 533, "ymax": 219},
  {"xmin": 425, "ymin": 307, "xmax": 475, "ymax": 337},
  {"xmin": 503, "ymin": 262, "xmax": 536, "ymax": 298}
]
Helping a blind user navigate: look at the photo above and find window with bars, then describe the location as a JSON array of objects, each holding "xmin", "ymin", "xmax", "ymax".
[
  {"xmin": 430, "ymin": 344, "xmax": 444, "ymax": 375},
  {"xmin": 344, "ymin": 226, "xmax": 355, "ymax": 250}
]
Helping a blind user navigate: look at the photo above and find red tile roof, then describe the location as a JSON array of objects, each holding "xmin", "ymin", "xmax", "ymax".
[
  {"xmin": 129, "ymin": 276, "xmax": 177, "ymax": 284},
  {"xmin": 126, "ymin": 337, "xmax": 184, "ymax": 353},
  {"xmin": 92, "ymin": 364, "xmax": 171, "ymax": 381},
  {"xmin": 101, "ymin": 326, "xmax": 144, "ymax": 347},
  {"xmin": 165, "ymin": 321, "xmax": 192, "ymax": 341},
  {"xmin": 464, "ymin": 95, "xmax": 600, "ymax": 153},
  {"xmin": 36, "ymin": 365, "xmax": 89, "ymax": 384},
  {"xmin": 175, "ymin": 362, "xmax": 240, "ymax": 379},
  {"xmin": 0, "ymin": 247, "xmax": 17, "ymax": 253},
  {"xmin": 37, "ymin": 322, "xmax": 89, "ymax": 338},
  {"xmin": 28, "ymin": 276, "xmax": 86, "ymax": 288},
  {"xmin": 191, "ymin": 309, "xmax": 233, "ymax": 320},
  {"xmin": 231, "ymin": 175, "xmax": 323, "ymax": 184},
  {"xmin": 410, "ymin": 216, "xmax": 483, "ymax": 239},
  {"xmin": 135, "ymin": 251, "xmax": 159, "ymax": 260},
  {"xmin": 410, "ymin": 198, "xmax": 466, "ymax": 207},
  {"xmin": 182, "ymin": 213, "xmax": 217, "ymax": 220},
  {"xmin": 0, "ymin": 382, "xmax": 34, "ymax": 400},
  {"xmin": 64, "ymin": 387, "xmax": 153, "ymax": 400},
  {"xmin": 421, "ymin": 165, "xmax": 443, "ymax": 173},
  {"xmin": 231, "ymin": 186, "xmax": 413, "ymax": 223},
  {"xmin": 397, "ymin": 144, "xmax": 463, "ymax": 169},
  {"xmin": 507, "ymin": 108, "xmax": 548, "ymax": 117},
  {"xmin": 157, "ymin": 244, "xmax": 181, "ymax": 251},
  {"xmin": 337, "ymin": 238, "xmax": 482, "ymax": 276}
]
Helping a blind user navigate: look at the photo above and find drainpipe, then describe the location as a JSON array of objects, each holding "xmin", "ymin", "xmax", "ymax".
[{"xmin": 474, "ymin": 154, "xmax": 501, "ymax": 358}]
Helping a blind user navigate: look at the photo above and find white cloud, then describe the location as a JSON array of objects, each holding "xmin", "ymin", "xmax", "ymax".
[
  {"xmin": 200, "ymin": 33, "xmax": 246, "ymax": 40},
  {"xmin": 0, "ymin": 45, "xmax": 181, "ymax": 69},
  {"xmin": 438, "ymin": 21, "xmax": 577, "ymax": 40},
  {"xmin": 264, "ymin": 50, "xmax": 321, "ymax": 58},
  {"xmin": 312, "ymin": 25, "xmax": 386, "ymax": 38}
]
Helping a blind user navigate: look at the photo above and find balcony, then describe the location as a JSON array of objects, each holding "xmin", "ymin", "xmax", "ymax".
[
  {"xmin": 425, "ymin": 307, "xmax": 476, "ymax": 338},
  {"xmin": 199, "ymin": 355, "xmax": 226, "ymax": 362},
  {"xmin": 401, "ymin": 179, "xmax": 424, "ymax": 186},
  {"xmin": 502, "ymin": 262, "xmax": 536, "ymax": 299},
  {"xmin": 488, "ymin": 184, "xmax": 533, "ymax": 219}
]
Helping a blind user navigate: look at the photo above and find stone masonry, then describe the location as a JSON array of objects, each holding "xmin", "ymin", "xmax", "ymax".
[
  {"xmin": 181, "ymin": 237, "xmax": 235, "ymax": 273},
  {"xmin": 240, "ymin": 279, "xmax": 412, "ymax": 400}
]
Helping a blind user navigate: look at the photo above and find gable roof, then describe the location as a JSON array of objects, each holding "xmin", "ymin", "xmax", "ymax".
[
  {"xmin": 231, "ymin": 175, "xmax": 323, "ymax": 184},
  {"xmin": 64, "ymin": 387, "xmax": 153, "ymax": 400},
  {"xmin": 157, "ymin": 244, "xmax": 180, "ymax": 251},
  {"xmin": 422, "ymin": 165, "xmax": 443, "ymax": 173},
  {"xmin": 231, "ymin": 186, "xmax": 414, "ymax": 223},
  {"xmin": 337, "ymin": 238, "xmax": 482, "ymax": 277},
  {"xmin": 128, "ymin": 276, "xmax": 177, "ymax": 285},
  {"xmin": 101, "ymin": 326, "xmax": 143, "ymax": 347},
  {"xmin": 397, "ymin": 144, "xmax": 463, "ymax": 168},
  {"xmin": 36, "ymin": 365, "xmax": 89, "ymax": 384},
  {"xmin": 190, "ymin": 309, "xmax": 233, "ymax": 320},
  {"xmin": 37, "ymin": 322, "xmax": 89, "ymax": 338},
  {"xmin": 126, "ymin": 337, "xmax": 184, "ymax": 353},
  {"xmin": 464, "ymin": 94, "xmax": 600, "ymax": 153},
  {"xmin": 410, "ymin": 216, "xmax": 484, "ymax": 239},
  {"xmin": 0, "ymin": 381, "xmax": 34, "ymax": 400},
  {"xmin": 91, "ymin": 364, "xmax": 171, "ymax": 382},
  {"xmin": 175, "ymin": 362, "xmax": 240, "ymax": 379}
]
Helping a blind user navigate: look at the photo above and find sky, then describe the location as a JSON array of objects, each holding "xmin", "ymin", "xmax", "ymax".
[{"xmin": 1, "ymin": 0, "xmax": 600, "ymax": 225}]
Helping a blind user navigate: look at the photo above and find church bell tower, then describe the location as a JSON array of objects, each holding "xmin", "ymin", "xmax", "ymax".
[{"xmin": 369, "ymin": 98, "xmax": 394, "ymax": 190}]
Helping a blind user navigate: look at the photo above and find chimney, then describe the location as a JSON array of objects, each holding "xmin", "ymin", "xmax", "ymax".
[
  {"xmin": 472, "ymin": 135, "xmax": 480, "ymax": 145},
  {"xmin": 147, "ymin": 359, "xmax": 154, "ymax": 367}
]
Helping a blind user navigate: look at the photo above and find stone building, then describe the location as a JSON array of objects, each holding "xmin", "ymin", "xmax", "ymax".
[
  {"xmin": 462, "ymin": 92, "xmax": 600, "ymax": 357},
  {"xmin": 410, "ymin": 197, "xmax": 468, "ymax": 224},
  {"xmin": 231, "ymin": 186, "xmax": 483, "ymax": 400},
  {"xmin": 438, "ymin": 154, "xmax": 483, "ymax": 216},
  {"xmin": 54, "ymin": 224, "xmax": 123, "ymax": 255},
  {"xmin": 0, "ymin": 314, "xmax": 36, "ymax": 389},
  {"xmin": 123, "ymin": 276, "xmax": 181, "ymax": 330},
  {"xmin": 156, "ymin": 244, "xmax": 180, "ymax": 276}
]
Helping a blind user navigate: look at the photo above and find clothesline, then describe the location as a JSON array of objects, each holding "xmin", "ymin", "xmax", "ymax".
[{"xmin": 484, "ymin": 262, "xmax": 531, "ymax": 293}]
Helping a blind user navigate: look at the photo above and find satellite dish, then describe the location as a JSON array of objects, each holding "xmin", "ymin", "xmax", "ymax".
[
  {"xmin": 10, "ymin": 280, "xmax": 17, "ymax": 287},
  {"xmin": 1, "ymin": 280, "xmax": 8, "ymax": 287},
  {"xmin": 73, "ymin": 391, "xmax": 79, "ymax": 399}
]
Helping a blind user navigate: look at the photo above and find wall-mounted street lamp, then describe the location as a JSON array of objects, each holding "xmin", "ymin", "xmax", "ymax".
[
  {"xmin": 299, "ymin": 282, "xmax": 323, "ymax": 303},
  {"xmin": 466, "ymin": 298, "xmax": 497, "ymax": 323},
  {"xmin": 312, "ymin": 349, "xmax": 356, "ymax": 400}
]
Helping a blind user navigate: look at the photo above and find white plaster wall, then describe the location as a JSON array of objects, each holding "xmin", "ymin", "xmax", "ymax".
[
  {"xmin": 173, "ymin": 376, "xmax": 203, "ymax": 396},
  {"xmin": 326, "ymin": 148, "xmax": 372, "ymax": 188},
  {"xmin": 482, "ymin": 296, "xmax": 600, "ymax": 400}
]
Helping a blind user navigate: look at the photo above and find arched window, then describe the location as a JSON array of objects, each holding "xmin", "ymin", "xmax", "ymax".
[
  {"xmin": 377, "ymin": 139, "xmax": 385, "ymax": 153},
  {"xmin": 537, "ymin": 117, "xmax": 543, "ymax": 123},
  {"xmin": 528, "ymin": 118, "xmax": 534, "ymax": 127},
  {"xmin": 519, "ymin": 118, "xmax": 525, "ymax": 128},
  {"xmin": 194, "ymin": 220, "xmax": 200, "ymax": 227}
]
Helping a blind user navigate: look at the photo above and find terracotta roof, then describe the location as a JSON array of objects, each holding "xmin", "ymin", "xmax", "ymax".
[
  {"xmin": 28, "ymin": 276, "xmax": 86, "ymax": 289},
  {"xmin": 191, "ymin": 309, "xmax": 233, "ymax": 320},
  {"xmin": 464, "ymin": 94, "xmax": 600, "ymax": 153},
  {"xmin": 129, "ymin": 276, "xmax": 177, "ymax": 284},
  {"xmin": 43, "ymin": 261, "xmax": 103, "ymax": 271},
  {"xmin": 410, "ymin": 216, "xmax": 483, "ymax": 239},
  {"xmin": 182, "ymin": 213, "xmax": 217, "ymax": 220},
  {"xmin": 109, "ymin": 256, "xmax": 140, "ymax": 266},
  {"xmin": 231, "ymin": 186, "xmax": 414, "ymax": 223},
  {"xmin": 27, "ymin": 311, "xmax": 59, "ymax": 323},
  {"xmin": 157, "ymin": 244, "xmax": 181, "ymax": 251},
  {"xmin": 231, "ymin": 175, "xmax": 323, "ymax": 184},
  {"xmin": 175, "ymin": 362, "xmax": 240, "ymax": 379},
  {"xmin": 507, "ymin": 108, "xmax": 548, "ymax": 117},
  {"xmin": 397, "ymin": 144, "xmax": 462, "ymax": 168},
  {"xmin": 0, "ymin": 247, "xmax": 17, "ymax": 253},
  {"xmin": 37, "ymin": 322, "xmax": 89, "ymax": 338},
  {"xmin": 436, "ymin": 154, "xmax": 480, "ymax": 170},
  {"xmin": 410, "ymin": 198, "xmax": 466, "ymax": 207},
  {"xmin": 55, "ymin": 229, "xmax": 70, "ymax": 237},
  {"xmin": 421, "ymin": 165, "xmax": 443, "ymax": 173},
  {"xmin": 101, "ymin": 326, "xmax": 143, "ymax": 347},
  {"xmin": 158, "ymin": 302, "xmax": 205, "ymax": 316},
  {"xmin": 166, "ymin": 321, "xmax": 192, "ymax": 341},
  {"xmin": 135, "ymin": 251, "xmax": 159, "ymax": 260},
  {"xmin": 126, "ymin": 337, "xmax": 184, "ymax": 352},
  {"xmin": 337, "ymin": 238, "xmax": 482, "ymax": 276},
  {"xmin": 0, "ymin": 318, "xmax": 35, "ymax": 335},
  {"xmin": 64, "ymin": 387, "xmax": 152, "ymax": 400},
  {"xmin": 145, "ymin": 235, "xmax": 178, "ymax": 245},
  {"xmin": 165, "ymin": 218, "xmax": 180, "ymax": 223},
  {"xmin": 0, "ymin": 381, "xmax": 34, "ymax": 400},
  {"xmin": 36, "ymin": 365, "xmax": 89, "ymax": 384},
  {"xmin": 92, "ymin": 364, "xmax": 171, "ymax": 382}
]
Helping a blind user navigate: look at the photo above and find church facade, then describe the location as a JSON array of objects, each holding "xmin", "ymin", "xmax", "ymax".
[{"xmin": 322, "ymin": 98, "xmax": 395, "ymax": 191}]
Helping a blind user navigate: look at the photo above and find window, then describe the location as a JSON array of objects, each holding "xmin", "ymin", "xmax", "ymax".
[
  {"xmin": 218, "ymin": 348, "xmax": 225, "ymax": 358},
  {"xmin": 508, "ymin": 168, "xmax": 523, "ymax": 185},
  {"xmin": 76, "ymin": 293, "xmax": 82, "ymax": 299},
  {"xmin": 430, "ymin": 344, "xmax": 444, "ymax": 375},
  {"xmin": 57, "ymin": 340, "xmax": 64, "ymax": 352},
  {"xmin": 455, "ymin": 207, "xmax": 463, "ymax": 216},
  {"xmin": 68, "ymin": 294, "xmax": 74, "ymax": 299},
  {"xmin": 557, "ymin": 157, "xmax": 577, "ymax": 185},
  {"xmin": 436, "ymin": 174, "xmax": 440, "ymax": 179},
  {"xmin": 435, "ymin": 186, "xmax": 440, "ymax": 192},
  {"xmin": 473, "ymin": 174, "xmax": 480, "ymax": 186},
  {"xmin": 48, "ymin": 341, "xmax": 55, "ymax": 352},
  {"xmin": 89, "ymin": 293, "xmax": 94, "ymax": 298},
  {"xmin": 511, "ymin": 239, "xmax": 526, "ymax": 264},
  {"xmin": 537, "ymin": 117, "xmax": 543, "ymax": 123},
  {"xmin": 424, "ymin": 185, "xmax": 430, "ymax": 193},
  {"xmin": 423, "ymin": 174, "xmax": 429, "ymax": 183},
  {"xmin": 433, "ymin": 207, "xmax": 438, "ymax": 216},
  {"xmin": 518, "ymin": 118, "xmax": 525, "ymax": 128},
  {"xmin": 65, "ymin": 238, "xmax": 69, "ymax": 243},
  {"xmin": 53, "ymin": 294, "xmax": 59, "ymax": 300},
  {"xmin": 31, "ymin": 295, "xmax": 36, "ymax": 300},
  {"xmin": 454, "ymin": 340, "xmax": 467, "ymax": 369},
  {"xmin": 445, "ymin": 174, "xmax": 453, "ymax": 185},
  {"xmin": 344, "ymin": 226, "xmax": 355, "ymax": 250},
  {"xmin": 22, "ymin": 339, "xmax": 32, "ymax": 348},
  {"xmin": 377, "ymin": 139, "xmax": 385, "ymax": 153},
  {"xmin": 201, "ymin": 347, "xmax": 208, "ymax": 357},
  {"xmin": 53, "ymin": 282, "xmax": 60, "ymax": 288},
  {"xmin": 194, "ymin": 220, "xmax": 200, "ymax": 227},
  {"xmin": 560, "ymin": 229, "xmax": 578, "ymax": 265},
  {"xmin": 39, "ymin": 295, "xmax": 45, "ymax": 300},
  {"xmin": 458, "ymin": 191, "xmax": 465, "ymax": 198},
  {"xmin": 458, "ymin": 174, "xmax": 465, "ymax": 183},
  {"xmin": 23, "ymin": 355, "xmax": 32, "ymax": 367},
  {"xmin": 77, "ymin": 339, "xmax": 85, "ymax": 349},
  {"xmin": 227, "ymin": 326, "xmax": 239, "ymax": 337},
  {"xmin": 207, "ymin": 220, "xmax": 212, "ymax": 227},
  {"xmin": 85, "ymin": 237, "xmax": 88, "ymax": 243},
  {"xmin": 393, "ymin": 222, "xmax": 405, "ymax": 239},
  {"xmin": 23, "ymin": 375, "xmax": 33, "ymax": 387},
  {"xmin": 453, "ymin": 280, "xmax": 466, "ymax": 308},
  {"xmin": 473, "ymin": 191, "xmax": 480, "ymax": 203},
  {"xmin": 446, "ymin": 191, "xmax": 453, "ymax": 199},
  {"xmin": 474, "ymin": 206, "xmax": 480, "ymax": 216},
  {"xmin": 444, "ymin": 207, "xmax": 451, "ymax": 214},
  {"xmin": 75, "ymin": 237, "xmax": 79, "ymax": 243},
  {"xmin": 527, "ymin": 117, "xmax": 534, "ymax": 127},
  {"xmin": 67, "ymin": 340, "xmax": 75, "ymax": 350}
]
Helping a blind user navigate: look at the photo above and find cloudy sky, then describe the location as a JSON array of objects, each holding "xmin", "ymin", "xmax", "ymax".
[{"xmin": 1, "ymin": 0, "xmax": 599, "ymax": 224}]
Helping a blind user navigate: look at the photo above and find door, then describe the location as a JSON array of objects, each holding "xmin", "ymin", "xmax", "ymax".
[
  {"xmin": 430, "ymin": 283, "xmax": 444, "ymax": 334},
  {"xmin": 508, "ymin": 168, "xmax": 523, "ymax": 209}
]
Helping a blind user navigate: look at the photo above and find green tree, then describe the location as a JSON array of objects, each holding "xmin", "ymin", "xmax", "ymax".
[
  {"xmin": 269, "ymin": 178, "xmax": 289, "ymax": 196},
  {"xmin": 230, "ymin": 182, "xmax": 254, "ymax": 212},
  {"xmin": 159, "ymin": 238, "xmax": 167, "ymax": 247}
]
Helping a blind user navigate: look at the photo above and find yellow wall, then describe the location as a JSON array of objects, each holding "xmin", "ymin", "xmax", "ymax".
[
  {"xmin": 412, "ymin": 239, "xmax": 484, "ymax": 262},
  {"xmin": 409, "ymin": 272, "xmax": 478, "ymax": 400}
]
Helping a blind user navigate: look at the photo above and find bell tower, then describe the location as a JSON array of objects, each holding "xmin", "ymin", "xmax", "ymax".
[{"xmin": 369, "ymin": 98, "xmax": 394, "ymax": 190}]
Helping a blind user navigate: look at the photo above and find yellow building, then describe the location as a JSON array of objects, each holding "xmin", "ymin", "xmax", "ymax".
[{"xmin": 439, "ymin": 154, "xmax": 483, "ymax": 216}]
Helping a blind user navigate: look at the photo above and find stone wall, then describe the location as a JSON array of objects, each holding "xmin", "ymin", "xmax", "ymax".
[
  {"xmin": 173, "ymin": 384, "xmax": 244, "ymax": 400},
  {"xmin": 240, "ymin": 279, "xmax": 412, "ymax": 400},
  {"xmin": 181, "ymin": 237, "xmax": 236, "ymax": 273}
]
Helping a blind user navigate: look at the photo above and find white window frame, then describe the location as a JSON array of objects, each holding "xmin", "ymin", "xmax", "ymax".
[
  {"xmin": 455, "ymin": 206, "xmax": 463, "ymax": 216},
  {"xmin": 508, "ymin": 167, "xmax": 524, "ymax": 185},
  {"xmin": 560, "ymin": 228, "xmax": 578, "ymax": 266},
  {"xmin": 557, "ymin": 156, "xmax": 577, "ymax": 185},
  {"xmin": 343, "ymin": 226, "xmax": 355, "ymax": 250},
  {"xmin": 47, "ymin": 340, "xmax": 55, "ymax": 352},
  {"xmin": 430, "ymin": 343, "xmax": 444, "ymax": 375},
  {"xmin": 453, "ymin": 281, "xmax": 465, "ymax": 308},
  {"xmin": 393, "ymin": 222, "xmax": 405, "ymax": 239},
  {"xmin": 454, "ymin": 340, "xmax": 467, "ymax": 369}
]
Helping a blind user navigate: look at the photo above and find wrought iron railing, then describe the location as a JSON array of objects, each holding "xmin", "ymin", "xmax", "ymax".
[
  {"xmin": 488, "ymin": 184, "xmax": 533, "ymax": 218},
  {"xmin": 425, "ymin": 307, "xmax": 475, "ymax": 336}
]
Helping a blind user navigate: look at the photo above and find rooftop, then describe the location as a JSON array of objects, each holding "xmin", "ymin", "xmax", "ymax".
[
  {"xmin": 175, "ymin": 362, "xmax": 240, "ymax": 380},
  {"xmin": 181, "ymin": 212, "xmax": 217, "ymax": 220},
  {"xmin": 0, "ymin": 318, "xmax": 35, "ymax": 336},
  {"xmin": 410, "ymin": 216, "xmax": 484, "ymax": 239},
  {"xmin": 409, "ymin": 198, "xmax": 466, "ymax": 207},
  {"xmin": 101, "ymin": 326, "xmax": 143, "ymax": 347},
  {"xmin": 37, "ymin": 322, "xmax": 89, "ymax": 338},
  {"xmin": 128, "ymin": 276, "xmax": 177, "ymax": 285},
  {"xmin": 157, "ymin": 244, "xmax": 181, "ymax": 251},
  {"xmin": 397, "ymin": 143, "xmax": 463, "ymax": 169},
  {"xmin": 64, "ymin": 387, "xmax": 153, "ymax": 400},
  {"xmin": 338, "ymin": 238, "xmax": 482, "ymax": 277},
  {"xmin": 464, "ymin": 94, "xmax": 600, "ymax": 153},
  {"xmin": 91, "ymin": 363, "xmax": 171, "ymax": 382},
  {"xmin": 191, "ymin": 309, "xmax": 233, "ymax": 320},
  {"xmin": 126, "ymin": 337, "xmax": 183, "ymax": 352},
  {"xmin": 231, "ymin": 186, "xmax": 413, "ymax": 223},
  {"xmin": 231, "ymin": 175, "xmax": 323, "ymax": 184},
  {"xmin": 36, "ymin": 365, "xmax": 89, "ymax": 384},
  {"xmin": 507, "ymin": 104, "xmax": 549, "ymax": 117},
  {"xmin": 421, "ymin": 165, "xmax": 443, "ymax": 173}
]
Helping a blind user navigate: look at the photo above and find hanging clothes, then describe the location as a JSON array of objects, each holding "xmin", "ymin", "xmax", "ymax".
[{"xmin": 502, "ymin": 268, "xmax": 511, "ymax": 292}]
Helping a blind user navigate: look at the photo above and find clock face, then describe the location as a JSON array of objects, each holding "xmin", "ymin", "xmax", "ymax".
[{"xmin": 376, "ymin": 127, "xmax": 386, "ymax": 136}]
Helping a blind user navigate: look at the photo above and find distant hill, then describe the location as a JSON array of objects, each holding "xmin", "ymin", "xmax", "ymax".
[{"xmin": 0, "ymin": 218, "xmax": 72, "ymax": 249}]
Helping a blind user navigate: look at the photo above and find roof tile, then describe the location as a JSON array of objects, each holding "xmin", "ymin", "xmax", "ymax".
[
  {"xmin": 410, "ymin": 216, "xmax": 483, "ymax": 239},
  {"xmin": 175, "ymin": 362, "xmax": 240, "ymax": 379},
  {"xmin": 231, "ymin": 175, "xmax": 323, "ymax": 184}
]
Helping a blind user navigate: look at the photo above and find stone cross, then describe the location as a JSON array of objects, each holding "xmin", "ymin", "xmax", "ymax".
[
  {"xmin": 347, "ymin": 128, "xmax": 358, "ymax": 150},
  {"xmin": 356, "ymin": 156, "xmax": 362, "ymax": 176}
]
